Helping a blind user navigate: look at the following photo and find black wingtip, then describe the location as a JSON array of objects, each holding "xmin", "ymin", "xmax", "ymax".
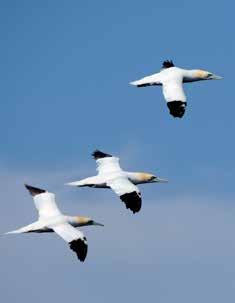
[
  {"xmin": 24, "ymin": 184, "xmax": 46, "ymax": 197},
  {"xmin": 167, "ymin": 101, "xmax": 187, "ymax": 118},
  {"xmin": 69, "ymin": 238, "xmax": 88, "ymax": 262},
  {"xmin": 120, "ymin": 192, "xmax": 142, "ymax": 214},
  {"xmin": 162, "ymin": 60, "xmax": 174, "ymax": 69},
  {"xmin": 92, "ymin": 150, "xmax": 112, "ymax": 160}
]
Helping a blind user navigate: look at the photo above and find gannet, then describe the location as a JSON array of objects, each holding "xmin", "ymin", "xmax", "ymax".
[
  {"xmin": 5, "ymin": 184, "xmax": 103, "ymax": 262},
  {"xmin": 130, "ymin": 60, "xmax": 222, "ymax": 118},
  {"xmin": 66, "ymin": 150, "xmax": 167, "ymax": 214}
]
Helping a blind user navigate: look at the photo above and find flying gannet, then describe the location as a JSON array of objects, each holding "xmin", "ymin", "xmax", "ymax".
[
  {"xmin": 130, "ymin": 60, "xmax": 222, "ymax": 118},
  {"xmin": 66, "ymin": 150, "xmax": 167, "ymax": 214},
  {"xmin": 5, "ymin": 184, "xmax": 103, "ymax": 262}
]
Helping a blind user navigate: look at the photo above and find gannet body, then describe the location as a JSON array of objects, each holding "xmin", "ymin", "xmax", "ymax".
[
  {"xmin": 67, "ymin": 150, "xmax": 167, "ymax": 214},
  {"xmin": 5, "ymin": 185, "xmax": 103, "ymax": 262},
  {"xmin": 130, "ymin": 60, "xmax": 222, "ymax": 118}
]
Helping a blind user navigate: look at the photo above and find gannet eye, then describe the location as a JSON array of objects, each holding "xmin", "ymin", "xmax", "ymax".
[{"xmin": 207, "ymin": 73, "xmax": 213, "ymax": 78}]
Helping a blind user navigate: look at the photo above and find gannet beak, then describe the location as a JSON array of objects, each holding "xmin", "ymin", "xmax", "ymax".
[
  {"xmin": 153, "ymin": 177, "xmax": 168, "ymax": 183},
  {"xmin": 211, "ymin": 74, "xmax": 223, "ymax": 80},
  {"xmin": 92, "ymin": 221, "xmax": 104, "ymax": 227}
]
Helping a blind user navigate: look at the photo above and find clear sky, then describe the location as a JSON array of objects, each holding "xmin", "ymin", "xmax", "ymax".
[{"xmin": 0, "ymin": 1, "xmax": 235, "ymax": 302}]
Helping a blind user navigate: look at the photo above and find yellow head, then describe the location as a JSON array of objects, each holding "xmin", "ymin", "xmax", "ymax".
[
  {"xmin": 135, "ymin": 173, "xmax": 168, "ymax": 183},
  {"xmin": 195, "ymin": 69, "xmax": 222, "ymax": 80},
  {"xmin": 76, "ymin": 216, "xmax": 104, "ymax": 226}
]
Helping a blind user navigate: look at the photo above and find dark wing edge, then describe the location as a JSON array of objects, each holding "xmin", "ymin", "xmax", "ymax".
[
  {"xmin": 162, "ymin": 60, "xmax": 174, "ymax": 69},
  {"xmin": 69, "ymin": 237, "xmax": 88, "ymax": 262},
  {"xmin": 24, "ymin": 184, "xmax": 46, "ymax": 197},
  {"xmin": 120, "ymin": 191, "xmax": 142, "ymax": 214},
  {"xmin": 167, "ymin": 101, "xmax": 187, "ymax": 118},
  {"xmin": 92, "ymin": 150, "xmax": 113, "ymax": 160},
  {"xmin": 136, "ymin": 83, "xmax": 158, "ymax": 87}
]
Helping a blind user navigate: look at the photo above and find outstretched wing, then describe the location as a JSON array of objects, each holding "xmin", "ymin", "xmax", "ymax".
[
  {"xmin": 92, "ymin": 150, "xmax": 122, "ymax": 175},
  {"xmin": 130, "ymin": 72, "xmax": 162, "ymax": 87},
  {"xmin": 107, "ymin": 177, "xmax": 141, "ymax": 214},
  {"xmin": 25, "ymin": 184, "xmax": 61, "ymax": 219},
  {"xmin": 130, "ymin": 60, "xmax": 175, "ymax": 87},
  {"xmin": 162, "ymin": 78, "xmax": 187, "ymax": 118},
  {"xmin": 52, "ymin": 222, "xmax": 88, "ymax": 262},
  {"xmin": 162, "ymin": 79, "xmax": 186, "ymax": 103}
]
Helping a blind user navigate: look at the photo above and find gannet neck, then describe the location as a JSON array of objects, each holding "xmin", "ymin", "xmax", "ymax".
[
  {"xmin": 126, "ymin": 172, "xmax": 155, "ymax": 184},
  {"xmin": 181, "ymin": 69, "xmax": 202, "ymax": 82},
  {"xmin": 69, "ymin": 216, "xmax": 91, "ymax": 226},
  {"xmin": 183, "ymin": 69, "xmax": 222, "ymax": 82},
  {"xmin": 68, "ymin": 216, "xmax": 104, "ymax": 227}
]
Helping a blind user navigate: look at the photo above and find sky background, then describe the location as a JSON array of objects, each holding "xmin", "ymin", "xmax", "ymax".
[{"xmin": 0, "ymin": 0, "xmax": 235, "ymax": 302}]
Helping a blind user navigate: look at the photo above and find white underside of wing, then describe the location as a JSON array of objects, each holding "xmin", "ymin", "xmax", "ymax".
[
  {"xmin": 33, "ymin": 192, "xmax": 62, "ymax": 219},
  {"xmin": 51, "ymin": 222, "xmax": 88, "ymax": 261},
  {"xmin": 107, "ymin": 176, "xmax": 140, "ymax": 197},
  {"xmin": 130, "ymin": 72, "xmax": 162, "ymax": 86},
  {"xmin": 131, "ymin": 67, "xmax": 187, "ymax": 103},
  {"xmin": 107, "ymin": 176, "xmax": 142, "ymax": 213},
  {"xmin": 162, "ymin": 79, "xmax": 186, "ymax": 103},
  {"xmin": 51, "ymin": 222, "xmax": 84, "ymax": 243},
  {"xmin": 96, "ymin": 157, "xmax": 122, "ymax": 175}
]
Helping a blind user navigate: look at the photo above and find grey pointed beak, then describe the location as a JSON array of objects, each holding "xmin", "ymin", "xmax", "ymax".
[
  {"xmin": 153, "ymin": 177, "xmax": 168, "ymax": 183},
  {"xmin": 211, "ymin": 74, "xmax": 223, "ymax": 80},
  {"xmin": 92, "ymin": 221, "xmax": 104, "ymax": 227}
]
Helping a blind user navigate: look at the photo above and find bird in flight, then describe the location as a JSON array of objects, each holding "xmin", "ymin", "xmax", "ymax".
[
  {"xmin": 66, "ymin": 150, "xmax": 167, "ymax": 214},
  {"xmin": 5, "ymin": 184, "xmax": 103, "ymax": 262},
  {"xmin": 130, "ymin": 60, "xmax": 222, "ymax": 118}
]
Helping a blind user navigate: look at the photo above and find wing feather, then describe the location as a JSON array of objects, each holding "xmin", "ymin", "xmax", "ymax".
[
  {"xmin": 162, "ymin": 79, "xmax": 186, "ymax": 103},
  {"xmin": 96, "ymin": 157, "xmax": 122, "ymax": 175},
  {"xmin": 52, "ymin": 223, "xmax": 88, "ymax": 262},
  {"xmin": 25, "ymin": 184, "xmax": 61, "ymax": 219},
  {"xmin": 92, "ymin": 150, "xmax": 112, "ymax": 160},
  {"xmin": 107, "ymin": 177, "xmax": 141, "ymax": 213},
  {"xmin": 130, "ymin": 72, "xmax": 162, "ymax": 87}
]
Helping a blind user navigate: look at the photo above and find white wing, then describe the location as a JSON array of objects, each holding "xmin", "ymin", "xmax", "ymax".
[
  {"xmin": 162, "ymin": 77, "xmax": 187, "ymax": 118},
  {"xmin": 52, "ymin": 222, "xmax": 88, "ymax": 262},
  {"xmin": 107, "ymin": 177, "xmax": 141, "ymax": 214},
  {"xmin": 130, "ymin": 66, "xmax": 187, "ymax": 118},
  {"xmin": 162, "ymin": 79, "xmax": 186, "ymax": 103},
  {"xmin": 130, "ymin": 72, "xmax": 162, "ymax": 87},
  {"xmin": 25, "ymin": 184, "xmax": 61, "ymax": 219},
  {"xmin": 96, "ymin": 157, "xmax": 122, "ymax": 175}
]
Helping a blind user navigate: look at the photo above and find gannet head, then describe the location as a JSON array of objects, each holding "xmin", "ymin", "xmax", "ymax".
[
  {"xmin": 136, "ymin": 173, "xmax": 168, "ymax": 183},
  {"xmin": 148, "ymin": 175, "xmax": 168, "ymax": 183},
  {"xmin": 195, "ymin": 70, "xmax": 222, "ymax": 80},
  {"xmin": 76, "ymin": 216, "xmax": 104, "ymax": 227}
]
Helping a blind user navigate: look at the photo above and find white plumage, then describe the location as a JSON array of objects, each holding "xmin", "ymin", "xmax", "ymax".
[
  {"xmin": 130, "ymin": 60, "xmax": 222, "ymax": 118},
  {"xmin": 5, "ymin": 184, "xmax": 103, "ymax": 262},
  {"xmin": 52, "ymin": 222, "xmax": 85, "ymax": 244},
  {"xmin": 97, "ymin": 156, "xmax": 122, "ymax": 175},
  {"xmin": 34, "ymin": 192, "xmax": 61, "ymax": 219},
  {"xmin": 66, "ymin": 150, "xmax": 167, "ymax": 214},
  {"xmin": 107, "ymin": 177, "xmax": 140, "ymax": 198}
]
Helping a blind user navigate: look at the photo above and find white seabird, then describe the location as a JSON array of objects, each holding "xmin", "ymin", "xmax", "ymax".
[
  {"xmin": 66, "ymin": 150, "xmax": 167, "ymax": 214},
  {"xmin": 5, "ymin": 184, "xmax": 103, "ymax": 262},
  {"xmin": 130, "ymin": 60, "xmax": 222, "ymax": 118}
]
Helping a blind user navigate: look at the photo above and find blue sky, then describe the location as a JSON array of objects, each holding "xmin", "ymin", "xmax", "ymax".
[{"xmin": 0, "ymin": 1, "xmax": 235, "ymax": 302}]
